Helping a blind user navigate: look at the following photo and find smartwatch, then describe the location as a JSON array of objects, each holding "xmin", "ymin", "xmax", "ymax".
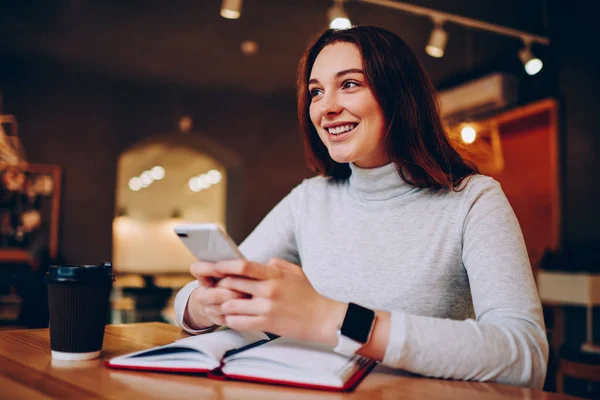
[{"xmin": 333, "ymin": 302, "xmax": 376, "ymax": 356}]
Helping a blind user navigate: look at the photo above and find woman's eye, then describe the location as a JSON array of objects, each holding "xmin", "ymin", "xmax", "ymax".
[
  {"xmin": 309, "ymin": 88, "xmax": 323, "ymax": 98},
  {"xmin": 342, "ymin": 81, "xmax": 360, "ymax": 89}
]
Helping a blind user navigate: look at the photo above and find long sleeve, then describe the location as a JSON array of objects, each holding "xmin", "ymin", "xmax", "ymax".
[
  {"xmin": 174, "ymin": 280, "xmax": 216, "ymax": 334},
  {"xmin": 382, "ymin": 180, "xmax": 549, "ymax": 388},
  {"xmin": 238, "ymin": 184, "xmax": 302, "ymax": 264},
  {"xmin": 174, "ymin": 183, "xmax": 303, "ymax": 333}
]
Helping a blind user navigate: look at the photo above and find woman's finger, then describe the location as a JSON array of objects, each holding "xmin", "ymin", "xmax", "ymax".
[
  {"xmin": 193, "ymin": 287, "xmax": 246, "ymax": 306},
  {"xmin": 204, "ymin": 305, "xmax": 223, "ymax": 315},
  {"xmin": 221, "ymin": 297, "xmax": 271, "ymax": 315},
  {"xmin": 204, "ymin": 307, "xmax": 226, "ymax": 325},
  {"xmin": 267, "ymin": 258, "xmax": 301, "ymax": 274},
  {"xmin": 224, "ymin": 315, "xmax": 267, "ymax": 332},
  {"xmin": 214, "ymin": 260, "xmax": 279, "ymax": 280},
  {"xmin": 196, "ymin": 276, "xmax": 219, "ymax": 288},
  {"xmin": 190, "ymin": 262, "xmax": 225, "ymax": 280},
  {"xmin": 217, "ymin": 276, "xmax": 275, "ymax": 297}
]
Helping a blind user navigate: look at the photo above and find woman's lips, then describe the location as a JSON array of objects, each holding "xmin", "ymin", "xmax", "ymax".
[{"xmin": 327, "ymin": 124, "xmax": 357, "ymax": 142}]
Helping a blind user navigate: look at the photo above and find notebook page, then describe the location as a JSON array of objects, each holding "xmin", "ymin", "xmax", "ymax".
[
  {"xmin": 221, "ymin": 337, "xmax": 359, "ymax": 387},
  {"xmin": 171, "ymin": 329, "xmax": 268, "ymax": 360},
  {"xmin": 109, "ymin": 329, "xmax": 268, "ymax": 370}
]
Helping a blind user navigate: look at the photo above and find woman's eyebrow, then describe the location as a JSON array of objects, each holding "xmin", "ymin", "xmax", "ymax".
[
  {"xmin": 335, "ymin": 68, "xmax": 364, "ymax": 78},
  {"xmin": 308, "ymin": 68, "xmax": 364, "ymax": 85}
]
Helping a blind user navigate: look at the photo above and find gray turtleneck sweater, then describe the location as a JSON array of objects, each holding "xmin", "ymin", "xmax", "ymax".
[{"xmin": 174, "ymin": 162, "xmax": 548, "ymax": 388}]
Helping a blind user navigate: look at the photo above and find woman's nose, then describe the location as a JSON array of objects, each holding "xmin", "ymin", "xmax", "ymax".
[{"xmin": 320, "ymin": 93, "xmax": 342, "ymax": 115}]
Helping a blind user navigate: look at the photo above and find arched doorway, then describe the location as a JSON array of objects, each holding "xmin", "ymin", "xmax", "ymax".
[{"xmin": 113, "ymin": 133, "xmax": 243, "ymax": 275}]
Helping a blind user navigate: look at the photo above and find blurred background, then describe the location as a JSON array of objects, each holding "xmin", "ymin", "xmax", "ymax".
[{"xmin": 0, "ymin": 0, "xmax": 598, "ymax": 396}]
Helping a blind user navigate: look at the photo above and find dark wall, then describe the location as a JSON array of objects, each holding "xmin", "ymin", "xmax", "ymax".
[
  {"xmin": 0, "ymin": 60, "xmax": 311, "ymax": 265},
  {"xmin": 1, "ymin": 62, "xmax": 120, "ymax": 265},
  {"xmin": 549, "ymin": 0, "xmax": 600, "ymax": 265}
]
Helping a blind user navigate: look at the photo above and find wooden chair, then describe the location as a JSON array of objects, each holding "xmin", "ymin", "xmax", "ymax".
[{"xmin": 556, "ymin": 345, "xmax": 600, "ymax": 396}]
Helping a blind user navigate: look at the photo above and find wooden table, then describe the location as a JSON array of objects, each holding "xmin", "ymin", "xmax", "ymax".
[{"xmin": 0, "ymin": 322, "xmax": 577, "ymax": 399}]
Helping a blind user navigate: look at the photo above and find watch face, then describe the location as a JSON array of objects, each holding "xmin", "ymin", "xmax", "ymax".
[{"xmin": 340, "ymin": 303, "xmax": 375, "ymax": 344}]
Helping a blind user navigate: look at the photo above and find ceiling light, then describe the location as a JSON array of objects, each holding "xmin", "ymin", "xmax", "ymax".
[
  {"xmin": 425, "ymin": 21, "xmax": 448, "ymax": 58},
  {"xmin": 240, "ymin": 40, "xmax": 259, "ymax": 56},
  {"xmin": 207, "ymin": 169, "xmax": 222, "ymax": 184},
  {"xmin": 197, "ymin": 174, "xmax": 211, "ymax": 189},
  {"xmin": 188, "ymin": 177, "xmax": 202, "ymax": 192},
  {"xmin": 179, "ymin": 115, "xmax": 192, "ymax": 133},
  {"xmin": 150, "ymin": 165, "xmax": 165, "ymax": 180},
  {"xmin": 140, "ymin": 171, "xmax": 153, "ymax": 185},
  {"xmin": 221, "ymin": 0, "xmax": 243, "ymax": 19},
  {"xmin": 461, "ymin": 125, "xmax": 477, "ymax": 144},
  {"xmin": 519, "ymin": 42, "xmax": 543, "ymax": 75},
  {"xmin": 129, "ymin": 177, "xmax": 142, "ymax": 192},
  {"xmin": 328, "ymin": 0, "xmax": 352, "ymax": 30}
]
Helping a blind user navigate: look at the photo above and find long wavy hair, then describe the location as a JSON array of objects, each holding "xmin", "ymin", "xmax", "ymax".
[{"xmin": 297, "ymin": 26, "xmax": 477, "ymax": 189}]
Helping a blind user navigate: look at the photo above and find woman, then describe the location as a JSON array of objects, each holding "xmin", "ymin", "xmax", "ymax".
[{"xmin": 174, "ymin": 26, "xmax": 548, "ymax": 388}]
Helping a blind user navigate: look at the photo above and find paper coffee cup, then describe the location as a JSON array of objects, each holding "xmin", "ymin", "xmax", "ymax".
[{"xmin": 46, "ymin": 262, "xmax": 114, "ymax": 360}]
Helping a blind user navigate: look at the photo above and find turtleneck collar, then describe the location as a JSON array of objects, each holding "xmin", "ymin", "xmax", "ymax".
[{"xmin": 348, "ymin": 162, "xmax": 415, "ymax": 201}]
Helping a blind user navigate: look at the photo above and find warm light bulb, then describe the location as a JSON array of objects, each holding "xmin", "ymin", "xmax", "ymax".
[
  {"xmin": 330, "ymin": 17, "xmax": 352, "ymax": 30},
  {"xmin": 327, "ymin": 2, "xmax": 352, "ymax": 30},
  {"xmin": 197, "ymin": 174, "xmax": 211, "ymax": 189},
  {"xmin": 188, "ymin": 177, "xmax": 202, "ymax": 192},
  {"xmin": 178, "ymin": 116, "xmax": 193, "ymax": 133},
  {"xmin": 461, "ymin": 126, "xmax": 477, "ymax": 144},
  {"xmin": 150, "ymin": 166, "xmax": 165, "ymax": 180},
  {"xmin": 425, "ymin": 25, "xmax": 447, "ymax": 58},
  {"xmin": 129, "ymin": 177, "xmax": 142, "ymax": 191},
  {"xmin": 207, "ymin": 169, "xmax": 222, "ymax": 184},
  {"xmin": 240, "ymin": 40, "xmax": 259, "ymax": 56},
  {"xmin": 425, "ymin": 45, "xmax": 444, "ymax": 58},
  {"xmin": 525, "ymin": 58, "xmax": 543, "ymax": 75},
  {"xmin": 519, "ymin": 44, "xmax": 543, "ymax": 76},
  {"xmin": 140, "ymin": 171, "xmax": 153, "ymax": 185},
  {"xmin": 221, "ymin": 0, "xmax": 242, "ymax": 19}
]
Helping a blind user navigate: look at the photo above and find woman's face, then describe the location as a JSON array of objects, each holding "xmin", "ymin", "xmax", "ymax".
[{"xmin": 308, "ymin": 42, "xmax": 389, "ymax": 168}]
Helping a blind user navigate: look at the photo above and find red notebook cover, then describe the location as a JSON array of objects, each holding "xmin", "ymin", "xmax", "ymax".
[
  {"xmin": 105, "ymin": 330, "xmax": 377, "ymax": 391},
  {"xmin": 105, "ymin": 358, "xmax": 376, "ymax": 391},
  {"xmin": 218, "ymin": 359, "xmax": 377, "ymax": 391}
]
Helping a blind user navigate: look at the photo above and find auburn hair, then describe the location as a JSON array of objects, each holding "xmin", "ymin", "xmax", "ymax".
[{"xmin": 297, "ymin": 26, "xmax": 477, "ymax": 189}]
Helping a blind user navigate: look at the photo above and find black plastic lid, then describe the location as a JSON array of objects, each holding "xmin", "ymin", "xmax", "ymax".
[{"xmin": 46, "ymin": 262, "xmax": 115, "ymax": 284}]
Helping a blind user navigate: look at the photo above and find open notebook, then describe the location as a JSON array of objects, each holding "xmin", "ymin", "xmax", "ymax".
[{"xmin": 106, "ymin": 329, "xmax": 376, "ymax": 391}]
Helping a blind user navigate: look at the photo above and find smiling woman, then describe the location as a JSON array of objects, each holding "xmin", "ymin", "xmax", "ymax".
[
  {"xmin": 175, "ymin": 26, "xmax": 548, "ymax": 389},
  {"xmin": 307, "ymin": 44, "xmax": 388, "ymax": 168},
  {"xmin": 297, "ymin": 27, "xmax": 476, "ymax": 186}
]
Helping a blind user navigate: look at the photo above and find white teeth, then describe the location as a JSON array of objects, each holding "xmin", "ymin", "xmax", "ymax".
[{"xmin": 327, "ymin": 124, "xmax": 356, "ymax": 135}]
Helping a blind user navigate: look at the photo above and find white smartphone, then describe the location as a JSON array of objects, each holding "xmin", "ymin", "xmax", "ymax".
[{"xmin": 174, "ymin": 223, "xmax": 245, "ymax": 262}]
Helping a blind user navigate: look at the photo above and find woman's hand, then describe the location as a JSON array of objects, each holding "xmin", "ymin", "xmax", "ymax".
[
  {"xmin": 214, "ymin": 258, "xmax": 346, "ymax": 344},
  {"xmin": 184, "ymin": 261, "xmax": 247, "ymax": 329}
]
